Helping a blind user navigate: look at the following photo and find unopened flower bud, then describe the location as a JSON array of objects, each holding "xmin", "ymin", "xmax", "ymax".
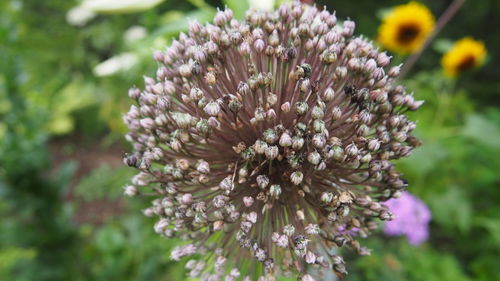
[
  {"xmin": 256, "ymin": 175, "xmax": 269, "ymax": 189},
  {"xmin": 290, "ymin": 171, "xmax": 303, "ymax": 185}
]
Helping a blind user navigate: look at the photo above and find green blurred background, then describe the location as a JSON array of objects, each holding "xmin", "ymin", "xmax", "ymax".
[{"xmin": 0, "ymin": 0, "xmax": 499, "ymax": 280}]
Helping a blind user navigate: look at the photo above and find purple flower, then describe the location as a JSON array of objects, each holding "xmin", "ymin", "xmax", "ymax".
[
  {"xmin": 122, "ymin": 1, "xmax": 424, "ymax": 279},
  {"xmin": 384, "ymin": 192, "xmax": 431, "ymax": 245}
]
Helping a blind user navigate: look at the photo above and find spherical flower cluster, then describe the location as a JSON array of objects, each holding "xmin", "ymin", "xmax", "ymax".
[
  {"xmin": 442, "ymin": 37, "xmax": 487, "ymax": 77},
  {"xmin": 378, "ymin": 2, "xmax": 435, "ymax": 54},
  {"xmin": 123, "ymin": 2, "xmax": 423, "ymax": 280},
  {"xmin": 384, "ymin": 192, "xmax": 431, "ymax": 245}
]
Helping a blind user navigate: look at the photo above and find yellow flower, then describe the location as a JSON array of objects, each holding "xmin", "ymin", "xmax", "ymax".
[
  {"xmin": 441, "ymin": 37, "xmax": 487, "ymax": 77},
  {"xmin": 378, "ymin": 2, "xmax": 435, "ymax": 54}
]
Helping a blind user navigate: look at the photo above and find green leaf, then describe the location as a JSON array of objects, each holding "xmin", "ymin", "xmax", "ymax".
[
  {"xmin": 462, "ymin": 114, "xmax": 500, "ymax": 149},
  {"xmin": 475, "ymin": 217, "xmax": 500, "ymax": 246},
  {"xmin": 433, "ymin": 38, "xmax": 454, "ymax": 53},
  {"xmin": 152, "ymin": 7, "xmax": 216, "ymax": 38},
  {"xmin": 428, "ymin": 187, "xmax": 472, "ymax": 233},
  {"xmin": 46, "ymin": 80, "xmax": 98, "ymax": 134},
  {"xmin": 401, "ymin": 141, "xmax": 448, "ymax": 175},
  {"xmin": 223, "ymin": 0, "xmax": 249, "ymax": 19},
  {"xmin": 74, "ymin": 164, "xmax": 135, "ymax": 201},
  {"xmin": 376, "ymin": 7, "xmax": 392, "ymax": 20}
]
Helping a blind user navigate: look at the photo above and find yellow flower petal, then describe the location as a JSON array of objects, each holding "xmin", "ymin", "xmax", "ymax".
[
  {"xmin": 441, "ymin": 37, "xmax": 487, "ymax": 77},
  {"xmin": 378, "ymin": 2, "xmax": 435, "ymax": 54}
]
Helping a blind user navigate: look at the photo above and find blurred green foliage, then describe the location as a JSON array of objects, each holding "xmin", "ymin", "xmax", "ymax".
[{"xmin": 1, "ymin": 0, "xmax": 499, "ymax": 280}]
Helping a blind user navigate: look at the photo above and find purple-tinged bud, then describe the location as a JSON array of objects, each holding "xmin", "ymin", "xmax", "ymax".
[
  {"xmin": 279, "ymin": 132, "xmax": 292, "ymax": 147},
  {"xmin": 265, "ymin": 145, "xmax": 279, "ymax": 160},
  {"xmin": 280, "ymin": 102, "xmax": 291, "ymax": 113},
  {"xmin": 188, "ymin": 20, "xmax": 202, "ymax": 35},
  {"xmin": 376, "ymin": 52, "xmax": 391, "ymax": 67},
  {"xmin": 365, "ymin": 58, "xmax": 377, "ymax": 73},
  {"xmin": 374, "ymin": 75, "xmax": 388, "ymax": 88},
  {"xmin": 124, "ymin": 185, "xmax": 138, "ymax": 197},
  {"xmin": 335, "ymin": 66, "xmax": 347, "ymax": 80},
  {"xmin": 393, "ymin": 132, "xmax": 407, "ymax": 142},
  {"xmin": 153, "ymin": 50, "xmax": 165, "ymax": 63},
  {"xmin": 388, "ymin": 65, "xmax": 401, "ymax": 77},
  {"xmin": 224, "ymin": 8, "xmax": 233, "ymax": 21},
  {"xmin": 332, "ymin": 106, "xmax": 342, "ymax": 120},
  {"xmin": 243, "ymin": 196, "xmax": 254, "ymax": 207},
  {"xmin": 367, "ymin": 139, "xmax": 381, "ymax": 151},
  {"xmin": 206, "ymin": 41, "xmax": 218, "ymax": 55},
  {"xmin": 263, "ymin": 129, "xmax": 278, "ymax": 144},
  {"xmin": 207, "ymin": 116, "xmax": 220, "ymax": 128},
  {"xmin": 342, "ymin": 20, "xmax": 355, "ymax": 37},
  {"xmin": 269, "ymin": 184, "xmax": 282, "ymax": 198},
  {"xmin": 373, "ymin": 68, "xmax": 385, "ymax": 81},
  {"xmin": 292, "ymin": 136, "xmax": 304, "ymax": 150},
  {"xmin": 144, "ymin": 76, "xmax": 155, "ymax": 86},
  {"xmin": 323, "ymin": 87, "xmax": 335, "ymax": 102},
  {"xmin": 219, "ymin": 176, "xmax": 234, "ymax": 192},
  {"xmin": 254, "ymin": 39, "xmax": 265, "ymax": 52},
  {"xmin": 326, "ymin": 14, "xmax": 337, "ymax": 27},
  {"xmin": 239, "ymin": 42, "xmax": 251, "ymax": 56},
  {"xmin": 269, "ymin": 30, "xmax": 279, "ymax": 47},
  {"xmin": 295, "ymin": 102, "xmax": 308, "ymax": 116},
  {"xmin": 321, "ymin": 192, "xmax": 333, "ymax": 204},
  {"xmin": 290, "ymin": 171, "xmax": 303, "ymax": 185},
  {"xmin": 128, "ymin": 87, "xmax": 141, "ymax": 99},
  {"xmin": 140, "ymin": 118, "xmax": 155, "ymax": 130},
  {"xmin": 307, "ymin": 151, "xmax": 321, "ymax": 165},
  {"xmin": 214, "ymin": 10, "xmax": 228, "ymax": 26},
  {"xmin": 266, "ymin": 109, "xmax": 276, "ymax": 121},
  {"xmin": 312, "ymin": 134, "xmax": 326, "ymax": 148},
  {"xmin": 305, "ymin": 251, "xmax": 316, "ymax": 264},
  {"xmin": 311, "ymin": 106, "xmax": 324, "ymax": 119},
  {"xmin": 196, "ymin": 160, "xmax": 210, "ymax": 174},
  {"xmin": 179, "ymin": 64, "xmax": 192, "ymax": 78},
  {"xmin": 360, "ymin": 153, "xmax": 372, "ymax": 163},
  {"xmin": 345, "ymin": 143, "xmax": 359, "ymax": 157},
  {"xmin": 304, "ymin": 39, "xmax": 314, "ymax": 52},
  {"xmin": 254, "ymin": 140, "xmax": 268, "ymax": 154},
  {"xmin": 204, "ymin": 101, "xmax": 221, "ymax": 116},
  {"xmin": 256, "ymin": 175, "xmax": 269, "ymax": 189},
  {"xmin": 409, "ymin": 100, "xmax": 425, "ymax": 111},
  {"xmin": 181, "ymin": 193, "xmax": 193, "ymax": 204}
]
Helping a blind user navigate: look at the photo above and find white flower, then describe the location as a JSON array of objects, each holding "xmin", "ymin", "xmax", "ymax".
[
  {"xmin": 124, "ymin": 26, "xmax": 147, "ymax": 43},
  {"xmin": 93, "ymin": 53, "xmax": 138, "ymax": 77},
  {"xmin": 82, "ymin": 0, "xmax": 164, "ymax": 14},
  {"xmin": 248, "ymin": 0, "xmax": 275, "ymax": 11},
  {"xmin": 66, "ymin": 5, "xmax": 95, "ymax": 26}
]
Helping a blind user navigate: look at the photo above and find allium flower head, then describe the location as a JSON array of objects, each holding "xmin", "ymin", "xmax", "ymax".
[
  {"xmin": 123, "ymin": 2, "xmax": 423, "ymax": 280},
  {"xmin": 384, "ymin": 192, "xmax": 431, "ymax": 245},
  {"xmin": 378, "ymin": 2, "xmax": 435, "ymax": 54},
  {"xmin": 442, "ymin": 37, "xmax": 487, "ymax": 77}
]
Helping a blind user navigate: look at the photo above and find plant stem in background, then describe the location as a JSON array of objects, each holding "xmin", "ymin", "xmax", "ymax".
[{"xmin": 399, "ymin": 0, "xmax": 466, "ymax": 79}]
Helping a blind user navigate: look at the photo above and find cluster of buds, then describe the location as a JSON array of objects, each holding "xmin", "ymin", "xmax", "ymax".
[{"xmin": 123, "ymin": 2, "xmax": 422, "ymax": 280}]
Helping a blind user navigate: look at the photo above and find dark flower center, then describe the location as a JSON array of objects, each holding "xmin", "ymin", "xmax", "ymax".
[
  {"xmin": 396, "ymin": 24, "xmax": 420, "ymax": 44},
  {"xmin": 457, "ymin": 55, "xmax": 476, "ymax": 72}
]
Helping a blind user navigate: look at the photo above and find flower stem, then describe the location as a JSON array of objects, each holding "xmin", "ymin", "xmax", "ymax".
[{"xmin": 398, "ymin": 0, "xmax": 466, "ymax": 79}]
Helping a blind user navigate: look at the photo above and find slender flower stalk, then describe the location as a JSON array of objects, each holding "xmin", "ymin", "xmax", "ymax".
[{"xmin": 123, "ymin": 2, "xmax": 423, "ymax": 280}]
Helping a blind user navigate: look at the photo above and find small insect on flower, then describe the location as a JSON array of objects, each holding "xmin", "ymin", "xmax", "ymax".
[
  {"xmin": 441, "ymin": 37, "xmax": 487, "ymax": 77},
  {"xmin": 378, "ymin": 1, "xmax": 435, "ymax": 54},
  {"xmin": 123, "ymin": 1, "xmax": 422, "ymax": 280}
]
